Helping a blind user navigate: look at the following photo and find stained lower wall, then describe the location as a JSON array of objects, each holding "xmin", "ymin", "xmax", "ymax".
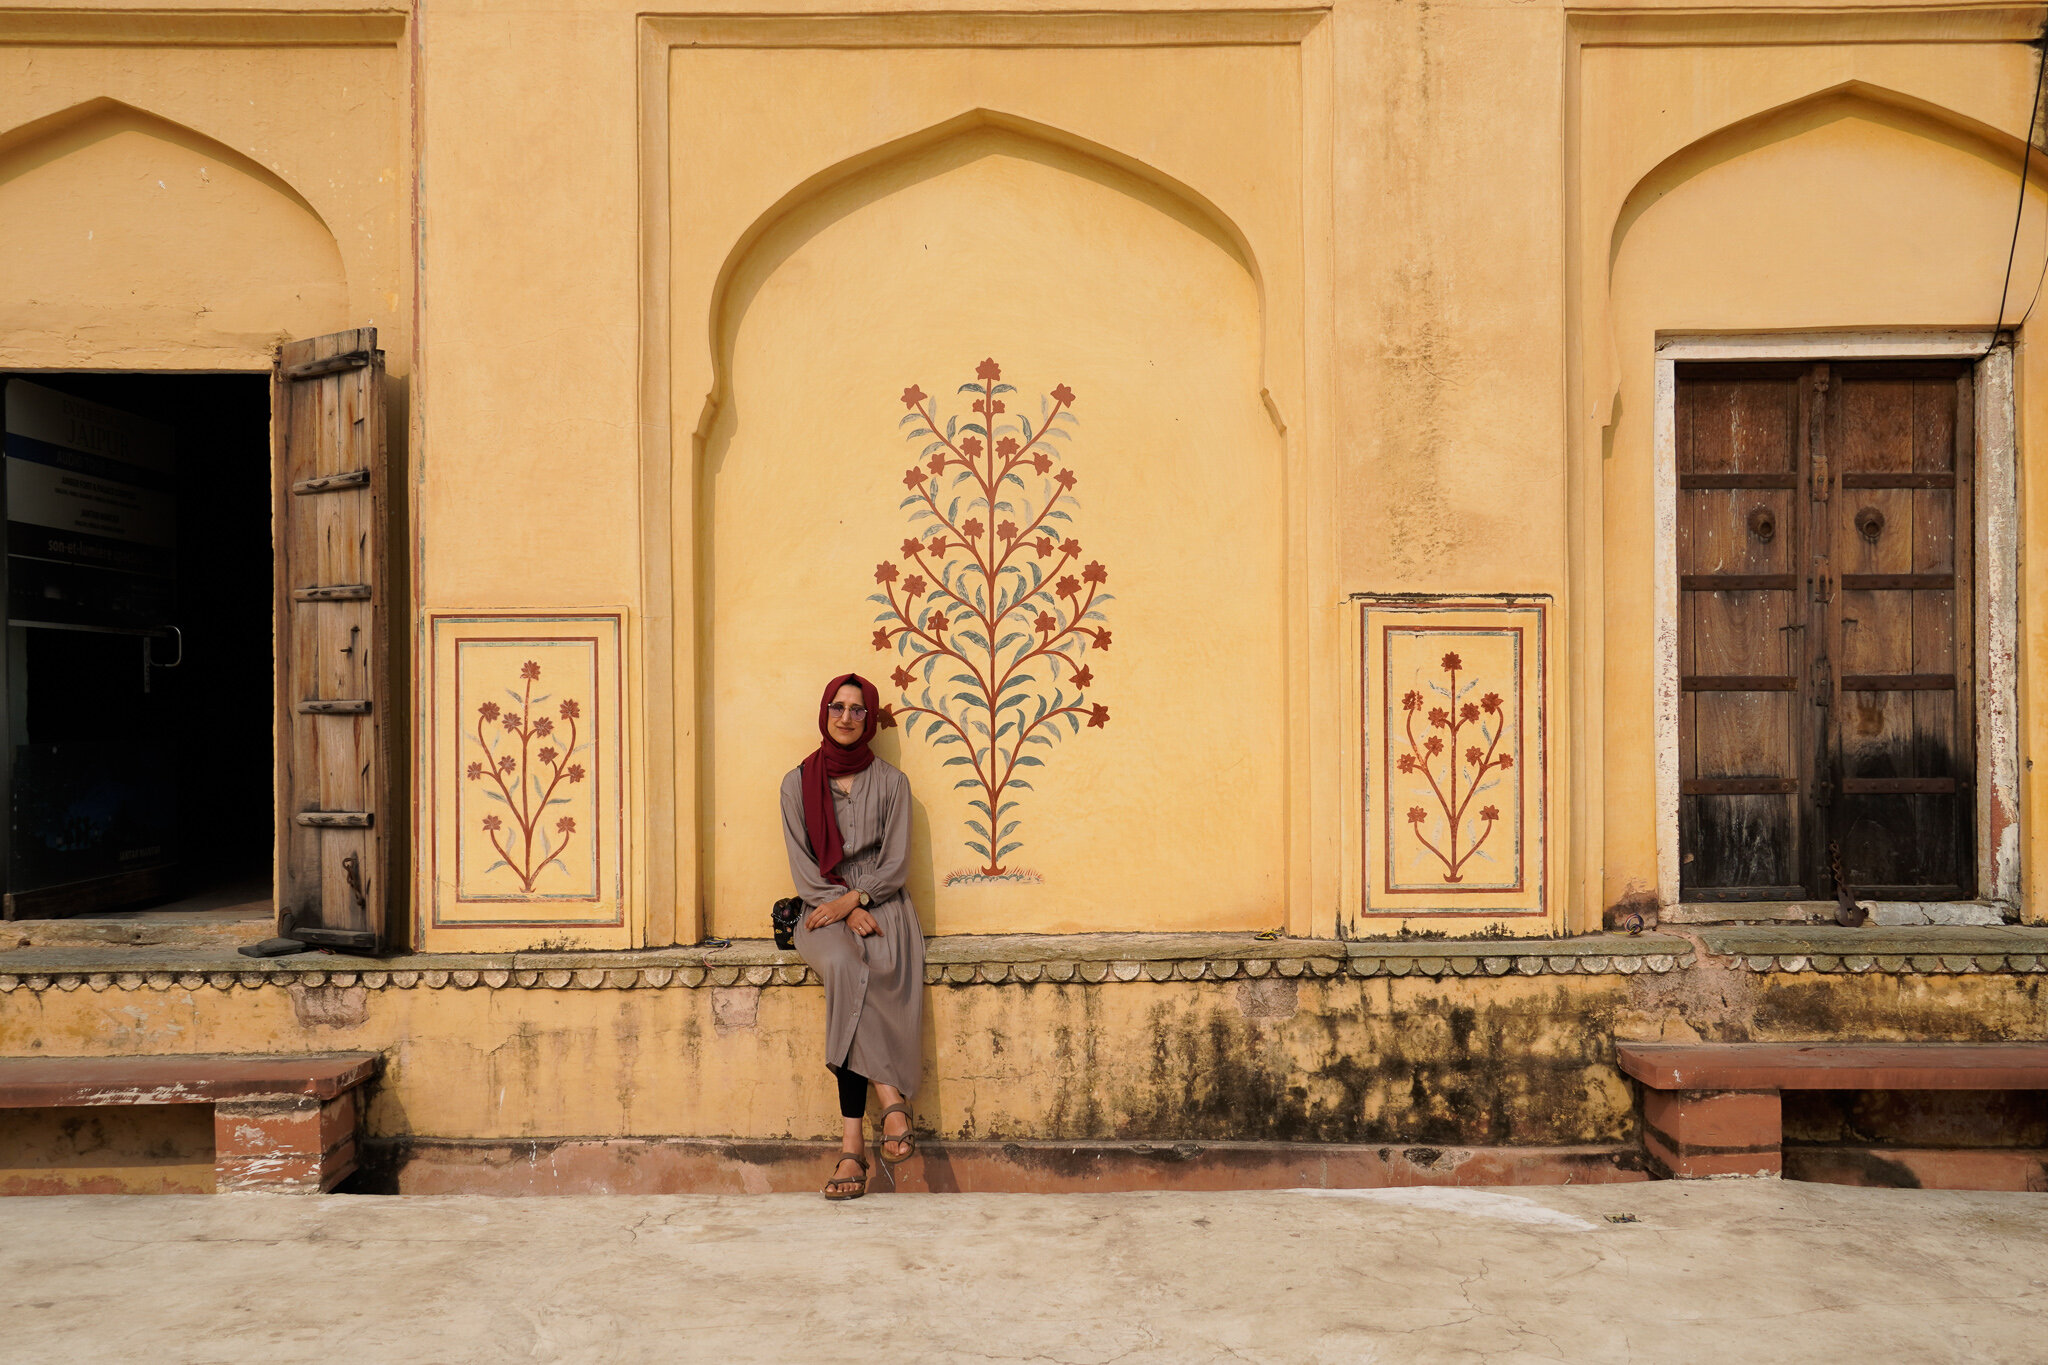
[{"xmin": 3, "ymin": 935, "xmax": 2042, "ymax": 1168}]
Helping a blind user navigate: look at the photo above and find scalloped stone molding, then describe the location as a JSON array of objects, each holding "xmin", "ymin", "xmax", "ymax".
[{"xmin": 5, "ymin": 946, "xmax": 2047, "ymax": 994}]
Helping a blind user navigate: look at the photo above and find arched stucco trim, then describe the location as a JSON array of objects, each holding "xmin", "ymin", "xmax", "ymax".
[
  {"xmin": 694, "ymin": 107, "xmax": 1269, "ymax": 443},
  {"xmin": 1609, "ymin": 79, "xmax": 2048, "ymax": 274},
  {"xmin": 0, "ymin": 96, "xmax": 343, "ymax": 246},
  {"xmin": 1586, "ymin": 79, "xmax": 2046, "ymax": 429}
]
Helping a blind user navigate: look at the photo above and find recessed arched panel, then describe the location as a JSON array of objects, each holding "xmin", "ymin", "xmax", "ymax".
[
  {"xmin": 0, "ymin": 100, "xmax": 348, "ymax": 358},
  {"xmin": 1610, "ymin": 87, "xmax": 2048, "ymax": 319},
  {"xmin": 1599, "ymin": 84, "xmax": 2041, "ymax": 915},
  {"xmin": 699, "ymin": 123, "xmax": 1284, "ymax": 935}
]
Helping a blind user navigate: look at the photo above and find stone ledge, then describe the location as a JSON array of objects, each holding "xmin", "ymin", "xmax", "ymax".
[
  {"xmin": 2, "ymin": 916, "xmax": 271, "ymax": 951},
  {"xmin": 0, "ymin": 926, "xmax": 2041, "ymax": 993},
  {"xmin": 0, "ymin": 931, "xmax": 1691, "ymax": 991},
  {"xmin": 1690, "ymin": 924, "xmax": 2048, "ymax": 975}
]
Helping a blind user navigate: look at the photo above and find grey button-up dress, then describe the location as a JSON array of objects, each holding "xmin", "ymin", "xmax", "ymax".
[{"xmin": 780, "ymin": 759, "xmax": 925, "ymax": 1097}]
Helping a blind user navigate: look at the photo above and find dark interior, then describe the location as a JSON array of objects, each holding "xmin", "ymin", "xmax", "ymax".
[{"xmin": 0, "ymin": 373, "xmax": 272, "ymax": 914}]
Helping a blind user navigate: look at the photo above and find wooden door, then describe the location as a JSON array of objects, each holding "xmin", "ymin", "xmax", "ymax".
[
  {"xmin": 1676, "ymin": 361, "xmax": 1974, "ymax": 902},
  {"xmin": 273, "ymin": 329, "xmax": 395, "ymax": 952},
  {"xmin": 1677, "ymin": 366, "xmax": 1810, "ymax": 899},
  {"xmin": 1824, "ymin": 365, "xmax": 1974, "ymax": 898}
]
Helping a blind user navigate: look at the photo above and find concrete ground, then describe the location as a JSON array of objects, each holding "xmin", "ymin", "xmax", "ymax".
[{"xmin": 1, "ymin": 1184, "xmax": 2043, "ymax": 1364}]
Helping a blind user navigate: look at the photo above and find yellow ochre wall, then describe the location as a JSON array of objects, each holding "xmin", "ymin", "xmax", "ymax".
[
  {"xmin": 6, "ymin": 965, "xmax": 2041, "ymax": 1150},
  {"xmin": 1, "ymin": 2, "xmax": 2045, "ymax": 949}
]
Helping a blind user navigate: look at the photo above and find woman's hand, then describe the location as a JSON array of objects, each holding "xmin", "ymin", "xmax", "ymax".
[
  {"xmin": 847, "ymin": 907, "xmax": 881, "ymax": 937},
  {"xmin": 806, "ymin": 889, "xmax": 863, "ymax": 930}
]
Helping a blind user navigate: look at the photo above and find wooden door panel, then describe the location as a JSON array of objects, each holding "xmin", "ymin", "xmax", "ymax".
[
  {"xmin": 1837, "ymin": 379, "xmax": 1915, "ymax": 471},
  {"xmin": 1838, "ymin": 590, "xmax": 1910, "ymax": 674},
  {"xmin": 1689, "ymin": 379, "xmax": 1797, "ymax": 472},
  {"xmin": 1909, "ymin": 489, "xmax": 1956, "ymax": 571},
  {"xmin": 1911, "ymin": 379, "xmax": 1957, "ymax": 472},
  {"xmin": 273, "ymin": 327, "xmax": 393, "ymax": 953},
  {"xmin": 1839, "ymin": 689, "xmax": 1912, "ymax": 771},
  {"xmin": 1825, "ymin": 367, "xmax": 1973, "ymax": 897},
  {"xmin": 1683, "ymin": 797, "xmax": 1796, "ymax": 888},
  {"xmin": 1843, "ymin": 489, "xmax": 1914, "ymax": 574},
  {"xmin": 1691, "ymin": 489, "xmax": 1793, "ymax": 575},
  {"xmin": 1836, "ymin": 795, "xmax": 1965, "ymax": 896},
  {"xmin": 301, "ymin": 496, "xmax": 372, "ymax": 587},
  {"xmin": 1677, "ymin": 368, "xmax": 1804, "ymax": 897}
]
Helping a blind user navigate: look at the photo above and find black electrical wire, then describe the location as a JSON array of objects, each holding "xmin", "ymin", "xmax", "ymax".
[{"xmin": 1987, "ymin": 39, "xmax": 2048, "ymax": 350}]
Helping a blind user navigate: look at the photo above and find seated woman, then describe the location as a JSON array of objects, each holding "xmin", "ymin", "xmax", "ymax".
[{"xmin": 780, "ymin": 671, "xmax": 925, "ymax": 1200}]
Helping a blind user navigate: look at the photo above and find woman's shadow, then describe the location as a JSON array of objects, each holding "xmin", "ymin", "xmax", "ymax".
[{"xmin": 869, "ymin": 728, "xmax": 938, "ymax": 936}]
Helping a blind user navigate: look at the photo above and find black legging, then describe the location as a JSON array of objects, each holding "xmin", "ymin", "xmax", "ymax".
[{"xmin": 829, "ymin": 1064, "xmax": 868, "ymax": 1119}]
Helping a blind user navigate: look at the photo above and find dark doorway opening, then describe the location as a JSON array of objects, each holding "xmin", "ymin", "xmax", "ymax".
[{"xmin": 0, "ymin": 373, "xmax": 272, "ymax": 921}]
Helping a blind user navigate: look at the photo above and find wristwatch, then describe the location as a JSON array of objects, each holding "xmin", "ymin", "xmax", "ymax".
[{"xmin": 856, "ymin": 889, "xmax": 872, "ymax": 909}]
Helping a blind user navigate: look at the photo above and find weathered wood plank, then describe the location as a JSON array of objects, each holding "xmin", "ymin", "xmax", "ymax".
[{"xmin": 274, "ymin": 328, "xmax": 389, "ymax": 952}]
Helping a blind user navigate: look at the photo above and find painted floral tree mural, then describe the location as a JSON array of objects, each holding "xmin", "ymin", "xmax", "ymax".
[
  {"xmin": 1396, "ymin": 651, "xmax": 1514, "ymax": 883},
  {"xmin": 871, "ymin": 358, "xmax": 1113, "ymax": 880},
  {"xmin": 465, "ymin": 660, "xmax": 588, "ymax": 892}
]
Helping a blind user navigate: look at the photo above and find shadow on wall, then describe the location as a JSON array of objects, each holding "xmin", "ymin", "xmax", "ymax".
[{"xmin": 871, "ymin": 728, "xmax": 940, "ymax": 935}]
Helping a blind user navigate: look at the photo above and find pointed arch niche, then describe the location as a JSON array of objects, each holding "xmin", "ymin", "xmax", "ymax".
[
  {"xmin": 695, "ymin": 121, "xmax": 1285, "ymax": 936},
  {"xmin": 1577, "ymin": 57, "xmax": 2043, "ymax": 916},
  {"xmin": 0, "ymin": 99, "xmax": 349, "ymax": 364},
  {"xmin": 642, "ymin": 18, "xmax": 1334, "ymax": 945}
]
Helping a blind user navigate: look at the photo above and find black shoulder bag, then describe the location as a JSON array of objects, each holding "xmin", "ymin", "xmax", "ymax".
[{"xmin": 771, "ymin": 897, "xmax": 805, "ymax": 950}]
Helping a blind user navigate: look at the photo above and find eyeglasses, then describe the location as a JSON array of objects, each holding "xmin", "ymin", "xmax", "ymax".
[{"xmin": 827, "ymin": 704, "xmax": 869, "ymax": 720}]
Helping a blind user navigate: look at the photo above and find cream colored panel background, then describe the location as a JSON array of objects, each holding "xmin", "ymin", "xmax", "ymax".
[
  {"xmin": 1598, "ymin": 75, "xmax": 2046, "ymax": 911},
  {"xmin": 703, "ymin": 130, "xmax": 1284, "ymax": 936}
]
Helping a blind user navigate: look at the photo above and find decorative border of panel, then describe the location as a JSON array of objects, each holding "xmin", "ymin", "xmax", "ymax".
[
  {"xmin": 1359, "ymin": 596, "xmax": 1549, "ymax": 918},
  {"xmin": 427, "ymin": 612, "xmax": 625, "ymax": 928}
]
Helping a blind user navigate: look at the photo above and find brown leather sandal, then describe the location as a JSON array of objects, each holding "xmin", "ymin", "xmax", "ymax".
[
  {"xmin": 823, "ymin": 1152, "xmax": 868, "ymax": 1200},
  {"xmin": 875, "ymin": 1102, "xmax": 916, "ymax": 1167}
]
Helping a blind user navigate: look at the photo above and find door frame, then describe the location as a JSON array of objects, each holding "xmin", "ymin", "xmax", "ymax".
[{"xmin": 1651, "ymin": 332, "xmax": 2020, "ymax": 913}]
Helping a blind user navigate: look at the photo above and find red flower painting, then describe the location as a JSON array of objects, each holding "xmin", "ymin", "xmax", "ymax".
[
  {"xmin": 464, "ymin": 660, "xmax": 589, "ymax": 892},
  {"xmin": 1397, "ymin": 654, "xmax": 1512, "ymax": 883},
  {"xmin": 874, "ymin": 359, "xmax": 1113, "ymax": 877}
]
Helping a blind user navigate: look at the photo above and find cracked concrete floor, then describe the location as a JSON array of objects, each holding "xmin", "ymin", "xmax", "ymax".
[{"xmin": 3, "ymin": 1183, "xmax": 2045, "ymax": 1363}]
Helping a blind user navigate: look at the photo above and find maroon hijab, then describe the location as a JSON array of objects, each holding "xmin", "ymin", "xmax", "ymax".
[{"xmin": 800, "ymin": 672, "xmax": 880, "ymax": 885}]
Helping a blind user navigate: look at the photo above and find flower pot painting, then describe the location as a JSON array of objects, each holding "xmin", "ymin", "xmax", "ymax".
[
  {"xmin": 1396, "ymin": 652, "xmax": 1514, "ymax": 884},
  {"xmin": 1360, "ymin": 599, "xmax": 1549, "ymax": 918},
  {"xmin": 465, "ymin": 659, "xmax": 588, "ymax": 893},
  {"xmin": 429, "ymin": 614, "xmax": 625, "ymax": 938},
  {"xmin": 444, "ymin": 629, "xmax": 610, "ymax": 907},
  {"xmin": 871, "ymin": 359, "xmax": 1114, "ymax": 884}
]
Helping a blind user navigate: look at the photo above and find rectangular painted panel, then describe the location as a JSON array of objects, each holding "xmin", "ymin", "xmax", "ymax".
[{"xmin": 1358, "ymin": 597, "xmax": 1548, "ymax": 920}]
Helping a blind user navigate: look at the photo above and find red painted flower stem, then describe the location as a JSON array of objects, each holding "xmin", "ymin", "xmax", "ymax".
[{"xmin": 891, "ymin": 371, "xmax": 1099, "ymax": 877}]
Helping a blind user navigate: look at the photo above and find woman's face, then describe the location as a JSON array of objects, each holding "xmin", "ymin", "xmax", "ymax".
[{"xmin": 826, "ymin": 683, "xmax": 868, "ymax": 746}]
